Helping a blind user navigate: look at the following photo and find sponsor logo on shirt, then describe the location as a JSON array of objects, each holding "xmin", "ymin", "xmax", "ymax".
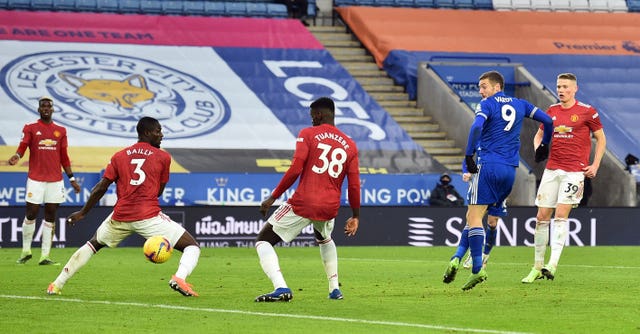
[{"xmin": 3, "ymin": 51, "xmax": 230, "ymax": 139}]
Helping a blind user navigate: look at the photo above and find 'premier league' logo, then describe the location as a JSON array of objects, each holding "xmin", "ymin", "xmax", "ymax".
[{"xmin": 1, "ymin": 51, "xmax": 230, "ymax": 139}]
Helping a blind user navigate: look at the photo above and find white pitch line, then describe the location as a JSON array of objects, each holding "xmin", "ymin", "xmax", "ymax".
[
  {"xmin": 340, "ymin": 257, "xmax": 640, "ymax": 270},
  {"xmin": 0, "ymin": 294, "xmax": 530, "ymax": 334}
]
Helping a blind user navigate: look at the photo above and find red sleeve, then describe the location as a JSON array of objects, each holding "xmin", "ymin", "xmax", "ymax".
[
  {"xmin": 16, "ymin": 125, "xmax": 30, "ymax": 157},
  {"xmin": 272, "ymin": 156, "xmax": 304, "ymax": 199},
  {"xmin": 59, "ymin": 130, "xmax": 71, "ymax": 168},
  {"xmin": 272, "ymin": 133, "xmax": 309, "ymax": 198},
  {"xmin": 586, "ymin": 107, "xmax": 603, "ymax": 132},
  {"xmin": 346, "ymin": 154, "xmax": 361, "ymax": 209}
]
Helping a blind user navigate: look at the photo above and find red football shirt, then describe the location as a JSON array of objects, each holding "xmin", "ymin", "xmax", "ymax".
[
  {"xmin": 103, "ymin": 142, "xmax": 171, "ymax": 222},
  {"xmin": 541, "ymin": 101, "xmax": 603, "ymax": 172},
  {"xmin": 272, "ymin": 124, "xmax": 360, "ymax": 221},
  {"xmin": 17, "ymin": 120, "xmax": 71, "ymax": 182}
]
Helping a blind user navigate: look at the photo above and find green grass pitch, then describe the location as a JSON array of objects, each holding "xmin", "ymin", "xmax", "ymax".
[{"xmin": 1, "ymin": 246, "xmax": 638, "ymax": 333}]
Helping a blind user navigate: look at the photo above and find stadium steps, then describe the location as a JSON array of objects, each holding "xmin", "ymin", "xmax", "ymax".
[{"xmin": 308, "ymin": 24, "xmax": 464, "ymax": 173}]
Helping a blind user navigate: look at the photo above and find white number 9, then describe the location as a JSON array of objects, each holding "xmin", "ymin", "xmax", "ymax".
[{"xmin": 501, "ymin": 104, "xmax": 516, "ymax": 131}]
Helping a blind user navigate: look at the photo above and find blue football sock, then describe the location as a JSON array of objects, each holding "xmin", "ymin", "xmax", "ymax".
[
  {"xmin": 484, "ymin": 226, "xmax": 497, "ymax": 255},
  {"xmin": 452, "ymin": 226, "xmax": 470, "ymax": 260},
  {"xmin": 469, "ymin": 227, "xmax": 485, "ymax": 274}
]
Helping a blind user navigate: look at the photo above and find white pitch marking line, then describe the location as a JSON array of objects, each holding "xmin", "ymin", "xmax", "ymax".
[
  {"xmin": 1, "ymin": 294, "xmax": 530, "ymax": 334},
  {"xmin": 341, "ymin": 257, "xmax": 640, "ymax": 270}
]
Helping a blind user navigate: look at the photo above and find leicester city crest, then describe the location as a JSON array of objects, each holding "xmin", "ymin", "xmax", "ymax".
[{"xmin": 1, "ymin": 51, "xmax": 230, "ymax": 139}]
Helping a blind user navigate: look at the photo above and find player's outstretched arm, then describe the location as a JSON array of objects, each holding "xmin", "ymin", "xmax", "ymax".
[{"xmin": 67, "ymin": 177, "xmax": 112, "ymax": 225}]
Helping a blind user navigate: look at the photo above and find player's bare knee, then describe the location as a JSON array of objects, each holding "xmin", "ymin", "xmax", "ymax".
[{"xmin": 256, "ymin": 223, "xmax": 281, "ymax": 246}]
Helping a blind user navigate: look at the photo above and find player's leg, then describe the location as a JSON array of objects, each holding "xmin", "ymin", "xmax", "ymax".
[
  {"xmin": 48, "ymin": 212, "xmax": 123, "ymax": 295},
  {"xmin": 137, "ymin": 212, "xmax": 201, "ymax": 296},
  {"xmin": 17, "ymin": 202, "xmax": 40, "ymax": 264},
  {"xmin": 523, "ymin": 169, "xmax": 558, "ymax": 283},
  {"xmin": 17, "ymin": 178, "xmax": 44, "ymax": 264},
  {"xmin": 170, "ymin": 231, "xmax": 201, "ymax": 296},
  {"xmin": 466, "ymin": 204, "xmax": 488, "ymax": 274},
  {"xmin": 254, "ymin": 203, "xmax": 305, "ymax": 302},
  {"xmin": 544, "ymin": 205, "xmax": 573, "ymax": 280},
  {"xmin": 48, "ymin": 237, "xmax": 105, "ymax": 295},
  {"xmin": 482, "ymin": 214, "xmax": 500, "ymax": 266},
  {"xmin": 313, "ymin": 220, "xmax": 342, "ymax": 299},
  {"xmin": 39, "ymin": 203, "xmax": 60, "ymax": 265},
  {"xmin": 40, "ymin": 180, "xmax": 66, "ymax": 265},
  {"xmin": 543, "ymin": 172, "xmax": 583, "ymax": 280}
]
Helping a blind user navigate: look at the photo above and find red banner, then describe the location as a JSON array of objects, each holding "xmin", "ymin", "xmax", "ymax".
[{"xmin": 0, "ymin": 10, "xmax": 323, "ymax": 49}]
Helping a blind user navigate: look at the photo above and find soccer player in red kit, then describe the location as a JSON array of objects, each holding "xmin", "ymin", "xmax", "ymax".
[
  {"xmin": 8, "ymin": 96, "xmax": 81, "ymax": 265},
  {"xmin": 47, "ymin": 117, "xmax": 201, "ymax": 297},
  {"xmin": 522, "ymin": 73, "xmax": 606, "ymax": 283},
  {"xmin": 254, "ymin": 97, "xmax": 361, "ymax": 302}
]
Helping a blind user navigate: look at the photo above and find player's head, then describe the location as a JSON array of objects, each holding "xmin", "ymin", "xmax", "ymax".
[
  {"xmin": 556, "ymin": 73, "xmax": 578, "ymax": 106},
  {"xmin": 478, "ymin": 71, "xmax": 504, "ymax": 99},
  {"xmin": 136, "ymin": 116, "xmax": 163, "ymax": 148},
  {"xmin": 38, "ymin": 96, "xmax": 54, "ymax": 122},
  {"xmin": 309, "ymin": 97, "xmax": 335, "ymax": 126}
]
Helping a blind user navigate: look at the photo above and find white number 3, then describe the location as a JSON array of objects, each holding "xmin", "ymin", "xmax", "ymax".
[
  {"xmin": 130, "ymin": 158, "xmax": 147, "ymax": 186},
  {"xmin": 312, "ymin": 143, "xmax": 347, "ymax": 178}
]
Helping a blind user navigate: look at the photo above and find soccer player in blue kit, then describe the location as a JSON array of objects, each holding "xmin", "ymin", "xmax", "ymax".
[{"xmin": 443, "ymin": 70, "xmax": 554, "ymax": 291}]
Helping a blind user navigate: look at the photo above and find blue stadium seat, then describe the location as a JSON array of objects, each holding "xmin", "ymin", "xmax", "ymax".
[
  {"xmin": 7, "ymin": 0, "xmax": 31, "ymax": 9},
  {"xmin": 140, "ymin": 0, "xmax": 162, "ymax": 14},
  {"xmin": 119, "ymin": 0, "xmax": 140, "ymax": 13},
  {"xmin": 373, "ymin": 0, "xmax": 396, "ymax": 6},
  {"xmin": 628, "ymin": 0, "xmax": 640, "ymax": 11},
  {"xmin": 31, "ymin": 0, "xmax": 54, "ymax": 10},
  {"xmin": 455, "ymin": 0, "xmax": 474, "ymax": 8},
  {"xmin": 161, "ymin": 1, "xmax": 183, "ymax": 15},
  {"xmin": 203, "ymin": 1, "xmax": 225, "ymax": 16},
  {"xmin": 225, "ymin": 2, "xmax": 247, "ymax": 16},
  {"xmin": 472, "ymin": 0, "xmax": 493, "ymax": 9},
  {"xmin": 183, "ymin": 1, "xmax": 204, "ymax": 15},
  {"xmin": 414, "ymin": 0, "xmax": 435, "ymax": 7},
  {"xmin": 266, "ymin": 3, "xmax": 288, "ymax": 17},
  {"xmin": 53, "ymin": 0, "xmax": 77, "ymax": 11},
  {"xmin": 247, "ymin": 3, "xmax": 268, "ymax": 17},
  {"xmin": 394, "ymin": 0, "xmax": 416, "ymax": 6},
  {"xmin": 96, "ymin": 0, "xmax": 119, "ymax": 12},
  {"xmin": 435, "ymin": 0, "xmax": 455, "ymax": 7},
  {"xmin": 76, "ymin": 0, "xmax": 97, "ymax": 11}
]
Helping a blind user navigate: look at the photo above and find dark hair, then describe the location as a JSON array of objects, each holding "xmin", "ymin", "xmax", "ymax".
[
  {"xmin": 136, "ymin": 117, "xmax": 159, "ymax": 136},
  {"xmin": 479, "ymin": 71, "xmax": 505, "ymax": 90},
  {"xmin": 310, "ymin": 97, "xmax": 335, "ymax": 113}
]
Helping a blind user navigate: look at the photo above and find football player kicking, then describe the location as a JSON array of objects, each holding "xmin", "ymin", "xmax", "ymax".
[{"xmin": 47, "ymin": 117, "xmax": 201, "ymax": 297}]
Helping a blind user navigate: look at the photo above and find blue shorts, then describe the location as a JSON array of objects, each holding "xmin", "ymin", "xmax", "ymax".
[{"xmin": 466, "ymin": 163, "xmax": 515, "ymax": 217}]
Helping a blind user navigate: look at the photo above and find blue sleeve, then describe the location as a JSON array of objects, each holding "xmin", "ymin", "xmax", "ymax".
[
  {"xmin": 531, "ymin": 108, "xmax": 553, "ymax": 145},
  {"xmin": 465, "ymin": 115, "xmax": 485, "ymax": 156}
]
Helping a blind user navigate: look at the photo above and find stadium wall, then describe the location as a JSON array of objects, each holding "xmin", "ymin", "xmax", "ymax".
[{"xmin": 0, "ymin": 206, "xmax": 638, "ymax": 247}]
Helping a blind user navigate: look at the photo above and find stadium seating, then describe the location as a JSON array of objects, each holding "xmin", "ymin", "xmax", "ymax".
[
  {"xmin": 0, "ymin": 0, "xmax": 297, "ymax": 18},
  {"xmin": 628, "ymin": 0, "xmax": 640, "ymax": 11}
]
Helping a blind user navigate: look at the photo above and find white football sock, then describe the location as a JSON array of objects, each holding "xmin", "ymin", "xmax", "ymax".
[
  {"xmin": 175, "ymin": 245, "xmax": 200, "ymax": 279},
  {"xmin": 319, "ymin": 240, "xmax": 339, "ymax": 291},
  {"xmin": 21, "ymin": 218, "xmax": 36, "ymax": 254},
  {"xmin": 54, "ymin": 243, "xmax": 96, "ymax": 289},
  {"xmin": 41, "ymin": 221, "xmax": 54, "ymax": 259},
  {"xmin": 534, "ymin": 220, "xmax": 550, "ymax": 270},
  {"xmin": 549, "ymin": 218, "xmax": 569, "ymax": 268},
  {"xmin": 256, "ymin": 241, "xmax": 287, "ymax": 289}
]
